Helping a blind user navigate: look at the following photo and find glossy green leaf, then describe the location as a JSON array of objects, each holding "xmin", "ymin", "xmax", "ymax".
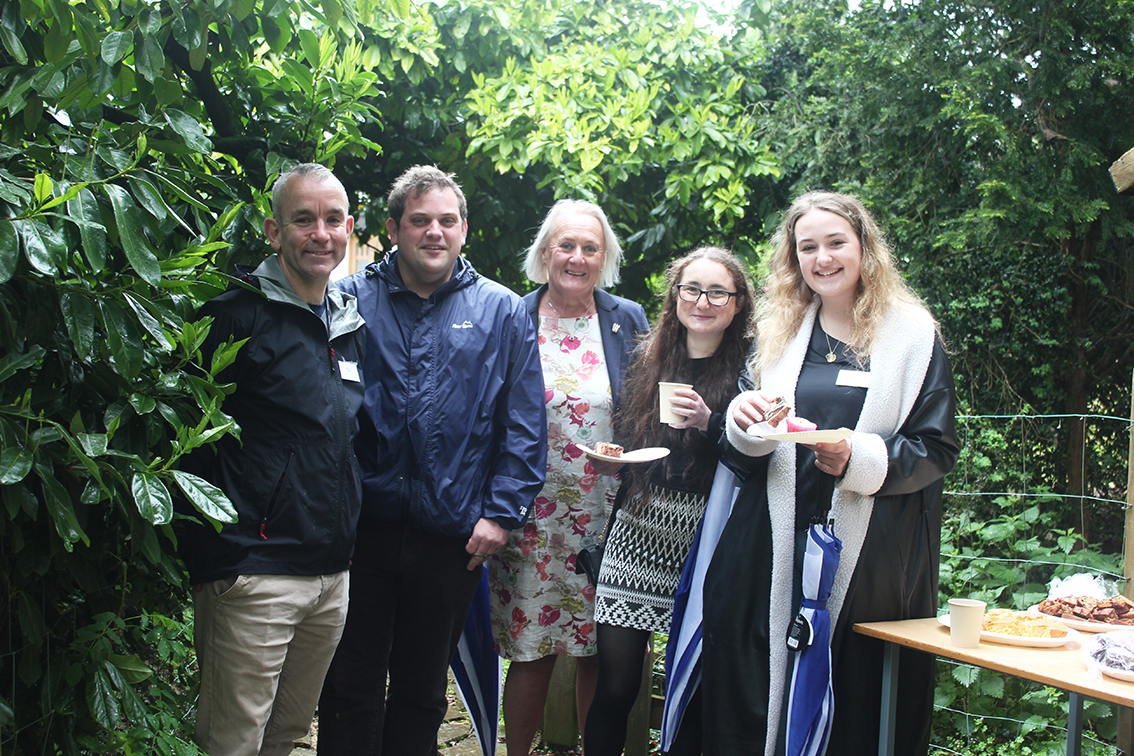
[
  {"xmin": 100, "ymin": 299, "xmax": 144, "ymax": 379},
  {"xmin": 86, "ymin": 667, "xmax": 118, "ymax": 728},
  {"xmin": 146, "ymin": 170, "xmax": 210, "ymax": 211},
  {"xmin": 124, "ymin": 292, "xmax": 173, "ymax": 351},
  {"xmin": 127, "ymin": 393, "xmax": 157, "ymax": 414},
  {"xmin": 67, "ymin": 187, "xmax": 108, "ymax": 272},
  {"xmin": 15, "ymin": 219, "xmax": 56, "ymax": 275},
  {"xmin": 131, "ymin": 472, "xmax": 172, "ymax": 525},
  {"xmin": 76, "ymin": 433, "xmax": 108, "ymax": 457},
  {"xmin": 39, "ymin": 181, "xmax": 85, "ymax": 211},
  {"xmin": 232, "ymin": 0, "xmax": 256, "ymax": 20},
  {"xmin": 298, "ymin": 28, "xmax": 320, "ymax": 68},
  {"xmin": 0, "ymin": 218, "xmax": 17, "ymax": 283},
  {"xmin": 0, "ymin": 23, "xmax": 27, "ymax": 65},
  {"xmin": 135, "ymin": 30, "xmax": 164, "ymax": 82},
  {"xmin": 172, "ymin": 470, "xmax": 237, "ymax": 524},
  {"xmin": 104, "ymin": 183, "xmax": 161, "ymax": 285},
  {"xmin": 108, "ymin": 653, "xmax": 153, "ymax": 684},
  {"xmin": 33, "ymin": 173, "xmax": 53, "ymax": 205},
  {"xmin": 60, "ymin": 292, "xmax": 97, "ymax": 362},
  {"xmin": 163, "ymin": 108, "xmax": 212, "ymax": 153},
  {"xmin": 37, "ymin": 464, "xmax": 88, "ymax": 549},
  {"xmin": 0, "ymin": 445, "xmax": 33, "ymax": 484},
  {"xmin": 388, "ymin": 0, "xmax": 411, "ymax": 19},
  {"xmin": 0, "ymin": 345, "xmax": 45, "ymax": 383},
  {"xmin": 43, "ymin": 15, "xmax": 70, "ymax": 63},
  {"xmin": 262, "ymin": 13, "xmax": 291, "ymax": 54},
  {"xmin": 57, "ymin": 428, "xmax": 103, "ymax": 485},
  {"xmin": 210, "ymin": 337, "xmax": 248, "ymax": 377},
  {"xmin": 100, "ymin": 30, "xmax": 131, "ymax": 65},
  {"xmin": 321, "ymin": 0, "xmax": 342, "ymax": 29}
]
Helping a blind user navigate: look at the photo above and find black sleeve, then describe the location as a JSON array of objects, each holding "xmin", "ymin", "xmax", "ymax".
[{"xmin": 875, "ymin": 339, "xmax": 960, "ymax": 497}]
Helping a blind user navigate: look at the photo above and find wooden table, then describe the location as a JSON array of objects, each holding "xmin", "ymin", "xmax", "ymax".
[{"xmin": 854, "ymin": 618, "xmax": 1134, "ymax": 756}]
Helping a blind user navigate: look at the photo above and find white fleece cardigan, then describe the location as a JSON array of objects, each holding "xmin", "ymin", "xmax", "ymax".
[{"xmin": 723, "ymin": 300, "xmax": 936, "ymax": 756}]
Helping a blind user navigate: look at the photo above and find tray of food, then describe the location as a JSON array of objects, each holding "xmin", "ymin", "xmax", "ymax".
[
  {"xmin": 1032, "ymin": 595, "xmax": 1134, "ymax": 632},
  {"xmin": 939, "ymin": 608, "xmax": 1080, "ymax": 648}
]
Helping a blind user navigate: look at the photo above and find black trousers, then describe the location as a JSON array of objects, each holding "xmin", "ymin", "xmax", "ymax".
[{"xmin": 317, "ymin": 520, "xmax": 483, "ymax": 756}]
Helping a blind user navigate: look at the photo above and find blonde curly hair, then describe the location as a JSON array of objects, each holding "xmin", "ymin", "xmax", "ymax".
[{"xmin": 752, "ymin": 191, "xmax": 933, "ymax": 380}]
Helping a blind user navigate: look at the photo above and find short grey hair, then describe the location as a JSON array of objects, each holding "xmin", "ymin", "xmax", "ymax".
[
  {"xmin": 523, "ymin": 199, "xmax": 623, "ymax": 288},
  {"xmin": 271, "ymin": 163, "xmax": 342, "ymax": 219}
]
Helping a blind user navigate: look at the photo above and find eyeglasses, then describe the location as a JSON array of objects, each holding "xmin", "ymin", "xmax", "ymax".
[{"xmin": 674, "ymin": 284, "xmax": 739, "ymax": 307}]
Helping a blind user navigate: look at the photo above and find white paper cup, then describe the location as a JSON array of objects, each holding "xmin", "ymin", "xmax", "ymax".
[
  {"xmin": 658, "ymin": 382, "xmax": 693, "ymax": 424},
  {"xmin": 948, "ymin": 598, "xmax": 986, "ymax": 648}
]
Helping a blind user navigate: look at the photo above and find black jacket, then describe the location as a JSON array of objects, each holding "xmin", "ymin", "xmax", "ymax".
[
  {"xmin": 179, "ymin": 256, "xmax": 367, "ymax": 583},
  {"xmin": 702, "ymin": 306, "xmax": 959, "ymax": 756}
]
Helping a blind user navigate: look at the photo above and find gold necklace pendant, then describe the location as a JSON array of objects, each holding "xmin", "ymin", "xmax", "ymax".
[{"xmin": 823, "ymin": 329, "xmax": 838, "ymax": 363}]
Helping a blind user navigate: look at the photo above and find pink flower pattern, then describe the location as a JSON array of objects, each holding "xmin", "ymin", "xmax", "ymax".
[{"xmin": 488, "ymin": 314, "xmax": 618, "ymax": 661}]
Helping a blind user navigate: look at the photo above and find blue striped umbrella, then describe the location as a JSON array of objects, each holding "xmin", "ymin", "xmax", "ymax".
[
  {"xmin": 660, "ymin": 461, "xmax": 741, "ymax": 751},
  {"xmin": 785, "ymin": 520, "xmax": 842, "ymax": 756},
  {"xmin": 451, "ymin": 571, "xmax": 501, "ymax": 756}
]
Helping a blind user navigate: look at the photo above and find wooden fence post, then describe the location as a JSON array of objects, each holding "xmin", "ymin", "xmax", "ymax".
[
  {"xmin": 1119, "ymin": 369, "xmax": 1134, "ymax": 755},
  {"xmin": 542, "ymin": 656, "xmax": 579, "ymax": 749}
]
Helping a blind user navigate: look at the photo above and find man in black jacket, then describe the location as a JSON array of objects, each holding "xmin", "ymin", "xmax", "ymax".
[{"xmin": 179, "ymin": 163, "xmax": 366, "ymax": 756}]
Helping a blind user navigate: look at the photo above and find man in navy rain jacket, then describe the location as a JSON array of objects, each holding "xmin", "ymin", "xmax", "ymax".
[{"xmin": 318, "ymin": 165, "xmax": 547, "ymax": 755}]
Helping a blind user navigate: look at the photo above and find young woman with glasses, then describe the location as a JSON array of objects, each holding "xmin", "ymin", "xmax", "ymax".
[{"xmin": 583, "ymin": 246, "xmax": 755, "ymax": 756}]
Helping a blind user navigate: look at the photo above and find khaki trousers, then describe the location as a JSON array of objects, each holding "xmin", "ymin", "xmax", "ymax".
[{"xmin": 194, "ymin": 571, "xmax": 349, "ymax": 756}]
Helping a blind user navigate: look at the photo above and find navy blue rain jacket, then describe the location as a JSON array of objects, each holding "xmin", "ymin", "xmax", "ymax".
[{"xmin": 337, "ymin": 253, "xmax": 547, "ymax": 537}]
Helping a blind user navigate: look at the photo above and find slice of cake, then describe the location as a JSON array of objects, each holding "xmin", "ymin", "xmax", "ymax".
[
  {"xmin": 764, "ymin": 397, "xmax": 791, "ymax": 427},
  {"xmin": 593, "ymin": 442, "xmax": 623, "ymax": 458}
]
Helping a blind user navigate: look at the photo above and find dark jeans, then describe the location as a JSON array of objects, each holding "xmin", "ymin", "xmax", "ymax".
[{"xmin": 317, "ymin": 520, "xmax": 482, "ymax": 756}]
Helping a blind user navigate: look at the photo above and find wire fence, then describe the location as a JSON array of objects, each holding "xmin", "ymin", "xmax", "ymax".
[{"xmin": 931, "ymin": 411, "xmax": 1131, "ymax": 755}]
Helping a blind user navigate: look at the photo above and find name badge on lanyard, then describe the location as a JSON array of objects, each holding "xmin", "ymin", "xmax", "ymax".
[
  {"xmin": 339, "ymin": 360, "xmax": 361, "ymax": 382},
  {"xmin": 836, "ymin": 369, "xmax": 871, "ymax": 389}
]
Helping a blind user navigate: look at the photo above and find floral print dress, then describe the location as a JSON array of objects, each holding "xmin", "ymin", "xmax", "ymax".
[{"xmin": 488, "ymin": 313, "xmax": 618, "ymax": 661}]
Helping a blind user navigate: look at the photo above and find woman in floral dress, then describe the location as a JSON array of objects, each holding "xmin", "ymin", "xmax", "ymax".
[{"xmin": 487, "ymin": 200, "xmax": 649, "ymax": 755}]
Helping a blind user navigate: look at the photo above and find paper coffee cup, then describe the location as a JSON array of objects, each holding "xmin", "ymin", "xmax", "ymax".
[
  {"xmin": 659, "ymin": 382, "xmax": 693, "ymax": 424},
  {"xmin": 948, "ymin": 598, "xmax": 986, "ymax": 648}
]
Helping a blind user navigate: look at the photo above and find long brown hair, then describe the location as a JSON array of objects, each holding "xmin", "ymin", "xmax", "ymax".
[{"xmin": 615, "ymin": 247, "xmax": 755, "ymax": 511}]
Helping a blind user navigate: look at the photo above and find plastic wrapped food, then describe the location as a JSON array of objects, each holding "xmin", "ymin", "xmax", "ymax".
[{"xmin": 1083, "ymin": 631, "xmax": 1134, "ymax": 681}]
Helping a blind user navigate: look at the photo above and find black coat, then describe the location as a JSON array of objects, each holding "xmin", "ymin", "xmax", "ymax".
[
  {"xmin": 178, "ymin": 257, "xmax": 367, "ymax": 584},
  {"xmin": 701, "ymin": 337, "xmax": 959, "ymax": 756}
]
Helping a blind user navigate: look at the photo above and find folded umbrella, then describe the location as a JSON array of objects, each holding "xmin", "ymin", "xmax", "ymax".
[
  {"xmin": 660, "ymin": 460, "xmax": 741, "ymax": 751},
  {"xmin": 785, "ymin": 520, "xmax": 842, "ymax": 756},
  {"xmin": 450, "ymin": 571, "xmax": 501, "ymax": 756}
]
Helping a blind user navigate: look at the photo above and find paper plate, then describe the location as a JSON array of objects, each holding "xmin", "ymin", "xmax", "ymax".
[
  {"xmin": 937, "ymin": 613, "xmax": 1081, "ymax": 648},
  {"xmin": 1101, "ymin": 665, "xmax": 1134, "ymax": 682},
  {"xmin": 746, "ymin": 421, "xmax": 854, "ymax": 445},
  {"xmin": 1028, "ymin": 604, "xmax": 1133, "ymax": 634},
  {"xmin": 579, "ymin": 445, "xmax": 671, "ymax": 464}
]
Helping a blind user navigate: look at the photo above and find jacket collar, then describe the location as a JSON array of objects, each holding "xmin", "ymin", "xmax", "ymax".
[
  {"xmin": 524, "ymin": 284, "xmax": 618, "ymax": 316},
  {"xmin": 371, "ymin": 249, "xmax": 479, "ymax": 300},
  {"xmin": 249, "ymin": 255, "xmax": 365, "ymax": 339}
]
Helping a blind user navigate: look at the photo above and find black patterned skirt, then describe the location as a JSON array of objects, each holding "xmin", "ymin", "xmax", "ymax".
[{"xmin": 594, "ymin": 485, "xmax": 708, "ymax": 633}]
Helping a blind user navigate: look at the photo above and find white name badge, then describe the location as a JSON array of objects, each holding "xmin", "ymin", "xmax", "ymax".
[
  {"xmin": 338, "ymin": 360, "xmax": 361, "ymax": 382},
  {"xmin": 836, "ymin": 369, "xmax": 872, "ymax": 388}
]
